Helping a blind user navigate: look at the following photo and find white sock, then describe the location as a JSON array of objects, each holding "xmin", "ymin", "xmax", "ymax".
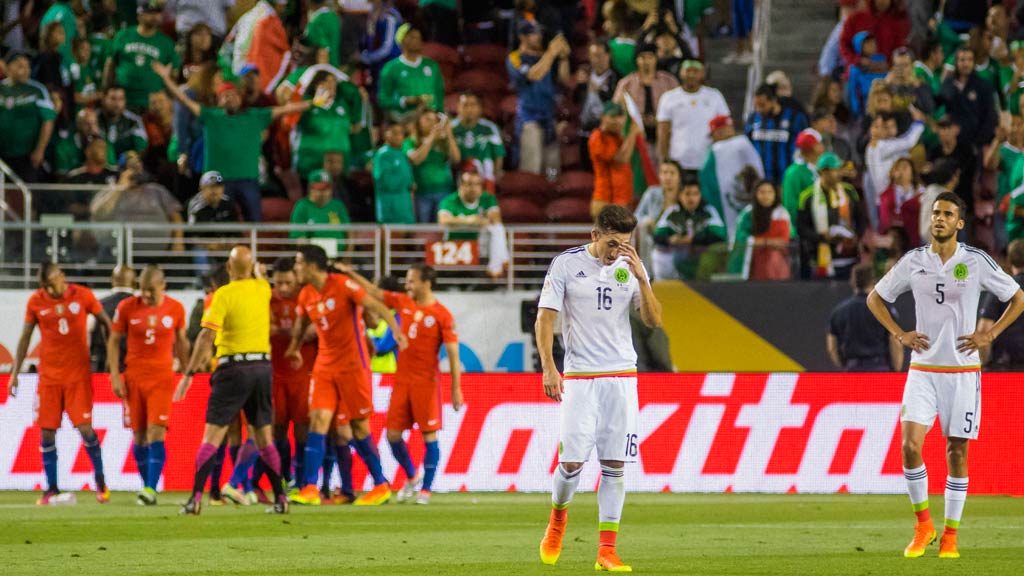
[
  {"xmin": 598, "ymin": 465, "xmax": 626, "ymax": 531},
  {"xmin": 903, "ymin": 464, "xmax": 929, "ymax": 512},
  {"xmin": 944, "ymin": 476, "xmax": 968, "ymax": 532},
  {"xmin": 552, "ymin": 464, "xmax": 582, "ymax": 509}
]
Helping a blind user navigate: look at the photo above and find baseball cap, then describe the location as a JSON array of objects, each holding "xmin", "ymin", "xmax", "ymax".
[
  {"xmin": 518, "ymin": 20, "xmax": 542, "ymax": 37},
  {"xmin": 199, "ymin": 171, "xmax": 223, "ymax": 188},
  {"xmin": 602, "ymin": 101, "xmax": 625, "ymax": 117},
  {"xmin": 707, "ymin": 114, "xmax": 732, "ymax": 135},
  {"xmin": 635, "ymin": 43, "xmax": 657, "ymax": 56},
  {"xmin": 795, "ymin": 128, "xmax": 822, "ymax": 152},
  {"xmin": 308, "ymin": 169, "xmax": 332, "ymax": 187},
  {"xmin": 936, "ymin": 114, "xmax": 958, "ymax": 128},
  {"xmin": 216, "ymin": 81, "xmax": 239, "ymax": 96},
  {"xmin": 137, "ymin": 0, "xmax": 164, "ymax": 14},
  {"xmin": 681, "ymin": 59, "xmax": 704, "ymax": 70},
  {"xmin": 239, "ymin": 63, "xmax": 259, "ymax": 76},
  {"xmin": 395, "ymin": 23, "xmax": 413, "ymax": 45},
  {"xmin": 3, "ymin": 50, "xmax": 28, "ymax": 64},
  {"xmin": 816, "ymin": 152, "xmax": 843, "ymax": 171}
]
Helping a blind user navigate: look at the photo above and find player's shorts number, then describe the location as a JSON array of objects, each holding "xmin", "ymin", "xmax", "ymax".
[
  {"xmin": 596, "ymin": 287, "xmax": 612, "ymax": 311},
  {"xmin": 625, "ymin": 433, "xmax": 638, "ymax": 458},
  {"xmin": 964, "ymin": 411, "xmax": 974, "ymax": 434},
  {"xmin": 936, "ymin": 283, "xmax": 945, "ymax": 304},
  {"xmin": 58, "ymin": 318, "xmax": 69, "ymax": 335}
]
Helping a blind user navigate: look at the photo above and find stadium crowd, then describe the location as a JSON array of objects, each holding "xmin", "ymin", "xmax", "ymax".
[{"xmin": 3, "ymin": 0, "xmax": 1024, "ymax": 283}]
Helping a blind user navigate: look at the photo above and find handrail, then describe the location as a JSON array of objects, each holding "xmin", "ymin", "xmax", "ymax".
[
  {"xmin": 743, "ymin": 0, "xmax": 772, "ymax": 118},
  {"xmin": 0, "ymin": 159, "xmax": 33, "ymax": 288}
]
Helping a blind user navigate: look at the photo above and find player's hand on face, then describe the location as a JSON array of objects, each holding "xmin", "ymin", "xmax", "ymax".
[
  {"xmin": 899, "ymin": 331, "xmax": 931, "ymax": 352},
  {"xmin": 618, "ymin": 243, "xmax": 647, "ymax": 283},
  {"xmin": 395, "ymin": 332, "xmax": 409, "ymax": 351},
  {"xmin": 451, "ymin": 387, "xmax": 464, "ymax": 412},
  {"xmin": 173, "ymin": 375, "xmax": 192, "ymax": 402},
  {"xmin": 111, "ymin": 374, "xmax": 126, "ymax": 400},
  {"xmin": 542, "ymin": 368, "xmax": 564, "ymax": 402},
  {"xmin": 7, "ymin": 373, "xmax": 17, "ymax": 398},
  {"xmin": 957, "ymin": 331, "xmax": 993, "ymax": 353}
]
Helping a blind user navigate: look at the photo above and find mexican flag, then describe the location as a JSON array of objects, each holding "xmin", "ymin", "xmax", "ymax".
[
  {"xmin": 698, "ymin": 134, "xmax": 764, "ymax": 239},
  {"xmin": 622, "ymin": 93, "xmax": 658, "ymax": 198}
]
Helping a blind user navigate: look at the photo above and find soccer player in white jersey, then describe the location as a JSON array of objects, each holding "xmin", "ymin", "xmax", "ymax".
[
  {"xmin": 868, "ymin": 192, "xmax": 1024, "ymax": 559},
  {"xmin": 535, "ymin": 205, "xmax": 663, "ymax": 572}
]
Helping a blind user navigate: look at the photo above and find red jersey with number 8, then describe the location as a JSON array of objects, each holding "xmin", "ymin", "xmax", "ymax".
[{"xmin": 23, "ymin": 284, "xmax": 101, "ymax": 385}]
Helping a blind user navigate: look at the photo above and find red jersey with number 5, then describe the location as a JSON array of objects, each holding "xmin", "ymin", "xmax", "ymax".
[
  {"xmin": 24, "ymin": 284, "xmax": 102, "ymax": 384},
  {"xmin": 297, "ymin": 274, "xmax": 369, "ymax": 368},
  {"xmin": 383, "ymin": 291, "xmax": 457, "ymax": 386},
  {"xmin": 111, "ymin": 295, "xmax": 185, "ymax": 374}
]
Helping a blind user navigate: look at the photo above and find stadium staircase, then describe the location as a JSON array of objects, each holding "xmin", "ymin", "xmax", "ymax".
[{"xmin": 761, "ymin": 0, "xmax": 837, "ymax": 101}]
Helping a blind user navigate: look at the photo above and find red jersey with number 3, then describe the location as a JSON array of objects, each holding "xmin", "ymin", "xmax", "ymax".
[
  {"xmin": 297, "ymin": 274, "xmax": 369, "ymax": 367},
  {"xmin": 24, "ymin": 284, "xmax": 102, "ymax": 384},
  {"xmin": 111, "ymin": 295, "xmax": 185, "ymax": 374},
  {"xmin": 382, "ymin": 291, "xmax": 457, "ymax": 386}
]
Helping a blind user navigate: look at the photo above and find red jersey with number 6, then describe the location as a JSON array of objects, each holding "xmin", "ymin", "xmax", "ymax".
[
  {"xmin": 382, "ymin": 291, "xmax": 457, "ymax": 387},
  {"xmin": 23, "ymin": 284, "xmax": 102, "ymax": 385},
  {"xmin": 297, "ymin": 274, "xmax": 369, "ymax": 368}
]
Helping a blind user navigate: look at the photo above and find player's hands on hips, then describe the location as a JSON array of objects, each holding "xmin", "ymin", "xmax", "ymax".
[
  {"xmin": 451, "ymin": 387, "xmax": 464, "ymax": 411},
  {"xmin": 111, "ymin": 374, "xmax": 126, "ymax": 400},
  {"xmin": 7, "ymin": 373, "xmax": 17, "ymax": 398},
  {"xmin": 957, "ymin": 331, "xmax": 993, "ymax": 353},
  {"xmin": 542, "ymin": 368, "xmax": 564, "ymax": 402},
  {"xmin": 173, "ymin": 374, "xmax": 192, "ymax": 402},
  {"xmin": 898, "ymin": 331, "xmax": 930, "ymax": 352},
  {"xmin": 618, "ymin": 243, "xmax": 648, "ymax": 283},
  {"xmin": 395, "ymin": 332, "xmax": 409, "ymax": 351}
]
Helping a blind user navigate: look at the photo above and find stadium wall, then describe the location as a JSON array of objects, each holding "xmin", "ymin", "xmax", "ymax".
[{"xmin": 1, "ymin": 373, "xmax": 1022, "ymax": 495}]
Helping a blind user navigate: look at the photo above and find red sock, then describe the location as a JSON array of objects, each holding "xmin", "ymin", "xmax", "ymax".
[
  {"xmin": 550, "ymin": 507, "xmax": 567, "ymax": 524},
  {"xmin": 915, "ymin": 508, "xmax": 931, "ymax": 523},
  {"xmin": 944, "ymin": 526, "xmax": 957, "ymax": 537},
  {"xmin": 599, "ymin": 530, "xmax": 617, "ymax": 548}
]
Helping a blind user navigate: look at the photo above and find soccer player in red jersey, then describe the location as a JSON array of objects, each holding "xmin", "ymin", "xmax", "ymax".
[
  {"xmin": 341, "ymin": 263, "xmax": 463, "ymax": 505},
  {"xmin": 269, "ymin": 257, "xmax": 317, "ymax": 491},
  {"xmin": 7, "ymin": 262, "xmax": 113, "ymax": 504},
  {"xmin": 107, "ymin": 265, "xmax": 189, "ymax": 506},
  {"xmin": 286, "ymin": 245, "xmax": 406, "ymax": 506}
]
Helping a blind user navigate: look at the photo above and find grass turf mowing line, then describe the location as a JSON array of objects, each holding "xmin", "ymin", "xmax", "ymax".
[{"xmin": 0, "ymin": 493, "xmax": 1021, "ymax": 575}]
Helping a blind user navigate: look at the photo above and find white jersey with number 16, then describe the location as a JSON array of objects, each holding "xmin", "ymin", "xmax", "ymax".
[{"xmin": 538, "ymin": 245, "xmax": 643, "ymax": 375}]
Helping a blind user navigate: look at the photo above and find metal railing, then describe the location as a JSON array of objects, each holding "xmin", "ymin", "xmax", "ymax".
[
  {"xmin": 743, "ymin": 0, "xmax": 772, "ymax": 118},
  {"xmin": 0, "ymin": 159, "xmax": 35, "ymax": 288},
  {"xmin": 0, "ymin": 221, "xmax": 593, "ymax": 290}
]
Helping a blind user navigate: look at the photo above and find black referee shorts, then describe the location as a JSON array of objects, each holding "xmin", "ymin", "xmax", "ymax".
[{"xmin": 206, "ymin": 360, "xmax": 273, "ymax": 428}]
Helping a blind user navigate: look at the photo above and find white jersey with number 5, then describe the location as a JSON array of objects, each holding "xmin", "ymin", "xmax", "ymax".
[
  {"xmin": 538, "ymin": 245, "xmax": 643, "ymax": 375},
  {"xmin": 875, "ymin": 243, "xmax": 1019, "ymax": 370}
]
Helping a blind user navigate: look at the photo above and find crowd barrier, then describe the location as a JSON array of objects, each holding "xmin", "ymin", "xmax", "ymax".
[{"xmin": 2, "ymin": 373, "xmax": 1021, "ymax": 495}]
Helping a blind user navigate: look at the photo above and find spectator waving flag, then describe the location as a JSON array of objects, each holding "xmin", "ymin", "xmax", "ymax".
[
  {"xmin": 622, "ymin": 93, "xmax": 658, "ymax": 198},
  {"xmin": 220, "ymin": 0, "xmax": 291, "ymax": 93}
]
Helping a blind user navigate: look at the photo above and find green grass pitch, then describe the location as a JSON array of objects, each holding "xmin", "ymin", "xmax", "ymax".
[{"xmin": 1, "ymin": 492, "xmax": 1022, "ymax": 575}]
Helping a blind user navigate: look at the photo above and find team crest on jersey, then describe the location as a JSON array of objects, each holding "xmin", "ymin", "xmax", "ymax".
[
  {"xmin": 69, "ymin": 302, "xmax": 80, "ymax": 314},
  {"xmin": 424, "ymin": 316, "xmax": 435, "ymax": 328},
  {"xmin": 317, "ymin": 302, "xmax": 325, "ymax": 314},
  {"xmin": 614, "ymin": 268, "xmax": 630, "ymax": 284},
  {"xmin": 414, "ymin": 310, "xmax": 424, "ymax": 322},
  {"xmin": 954, "ymin": 263, "xmax": 969, "ymax": 281},
  {"xmin": 345, "ymin": 279, "xmax": 358, "ymax": 291},
  {"xmin": 162, "ymin": 316, "xmax": 173, "ymax": 328},
  {"xmin": 326, "ymin": 298, "xmax": 336, "ymax": 311},
  {"xmin": 56, "ymin": 304, "xmax": 65, "ymax": 315},
  {"xmin": 148, "ymin": 315, "xmax": 157, "ymax": 327}
]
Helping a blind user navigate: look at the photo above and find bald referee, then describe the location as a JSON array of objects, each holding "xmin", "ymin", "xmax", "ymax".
[{"xmin": 174, "ymin": 246, "xmax": 289, "ymax": 515}]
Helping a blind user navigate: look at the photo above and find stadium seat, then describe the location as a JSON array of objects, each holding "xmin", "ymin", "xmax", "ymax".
[
  {"xmin": 498, "ymin": 196, "xmax": 546, "ymax": 223},
  {"xmin": 499, "ymin": 94, "xmax": 517, "ymax": 123},
  {"xmin": 497, "ymin": 171, "xmax": 555, "ymax": 200},
  {"xmin": 451, "ymin": 69, "xmax": 511, "ymax": 96},
  {"xmin": 545, "ymin": 197, "xmax": 592, "ymax": 223},
  {"xmin": 554, "ymin": 170, "xmax": 595, "ymax": 200},
  {"xmin": 422, "ymin": 42, "xmax": 461, "ymax": 68},
  {"xmin": 444, "ymin": 92, "xmax": 460, "ymax": 116},
  {"xmin": 462, "ymin": 44, "xmax": 509, "ymax": 68},
  {"xmin": 560, "ymin": 144, "xmax": 582, "ymax": 171},
  {"xmin": 261, "ymin": 197, "xmax": 294, "ymax": 223}
]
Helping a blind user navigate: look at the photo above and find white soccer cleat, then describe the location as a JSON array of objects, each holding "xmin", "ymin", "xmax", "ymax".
[
  {"xmin": 415, "ymin": 490, "xmax": 431, "ymax": 505},
  {"xmin": 50, "ymin": 492, "xmax": 77, "ymax": 506},
  {"xmin": 397, "ymin": 473, "xmax": 423, "ymax": 503}
]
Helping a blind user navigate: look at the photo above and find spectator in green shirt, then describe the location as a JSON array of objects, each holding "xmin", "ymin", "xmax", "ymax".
[
  {"xmin": 451, "ymin": 91, "xmax": 506, "ymax": 192},
  {"xmin": 373, "ymin": 122, "xmax": 416, "ymax": 224},
  {"xmin": 70, "ymin": 37, "xmax": 101, "ymax": 110},
  {"xmin": 103, "ymin": 0, "xmax": 180, "ymax": 111},
  {"xmin": 437, "ymin": 170, "xmax": 509, "ymax": 278},
  {"xmin": 377, "ymin": 24, "xmax": 445, "ymax": 119},
  {"xmin": 405, "ymin": 109, "xmax": 461, "ymax": 223},
  {"xmin": 290, "ymin": 169, "xmax": 351, "ymax": 254},
  {"xmin": 153, "ymin": 61, "xmax": 312, "ymax": 222},
  {"xmin": 39, "ymin": 0, "xmax": 77, "ymax": 63},
  {"xmin": 292, "ymin": 69, "xmax": 361, "ymax": 179},
  {"xmin": 0, "ymin": 52, "xmax": 57, "ymax": 182},
  {"xmin": 97, "ymin": 85, "xmax": 148, "ymax": 167},
  {"xmin": 306, "ymin": 0, "xmax": 343, "ymax": 68}
]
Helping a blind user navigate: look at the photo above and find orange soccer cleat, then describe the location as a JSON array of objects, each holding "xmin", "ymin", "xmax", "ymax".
[
  {"xmin": 288, "ymin": 484, "xmax": 322, "ymax": 506},
  {"xmin": 539, "ymin": 513, "xmax": 567, "ymax": 565},
  {"xmin": 938, "ymin": 532, "xmax": 960, "ymax": 559},
  {"xmin": 903, "ymin": 521, "xmax": 936, "ymax": 558},
  {"xmin": 595, "ymin": 547, "xmax": 633, "ymax": 572},
  {"xmin": 353, "ymin": 483, "xmax": 391, "ymax": 506},
  {"xmin": 96, "ymin": 486, "xmax": 111, "ymax": 504}
]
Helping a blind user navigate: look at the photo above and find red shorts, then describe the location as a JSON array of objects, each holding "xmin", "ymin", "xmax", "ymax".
[
  {"xmin": 123, "ymin": 371, "xmax": 175, "ymax": 432},
  {"xmin": 386, "ymin": 380, "xmax": 442, "ymax": 432},
  {"xmin": 274, "ymin": 374, "xmax": 310, "ymax": 425},
  {"xmin": 35, "ymin": 375, "xmax": 92, "ymax": 429},
  {"xmin": 309, "ymin": 362, "xmax": 372, "ymax": 425}
]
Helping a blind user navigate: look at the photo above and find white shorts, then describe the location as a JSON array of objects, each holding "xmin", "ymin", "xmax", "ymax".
[
  {"xmin": 559, "ymin": 376, "xmax": 639, "ymax": 463},
  {"xmin": 901, "ymin": 370, "xmax": 982, "ymax": 440}
]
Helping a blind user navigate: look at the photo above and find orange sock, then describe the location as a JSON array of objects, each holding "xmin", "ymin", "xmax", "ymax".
[{"xmin": 599, "ymin": 530, "xmax": 617, "ymax": 548}]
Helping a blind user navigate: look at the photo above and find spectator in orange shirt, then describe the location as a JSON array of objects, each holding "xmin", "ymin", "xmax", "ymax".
[{"xmin": 588, "ymin": 102, "xmax": 641, "ymax": 217}]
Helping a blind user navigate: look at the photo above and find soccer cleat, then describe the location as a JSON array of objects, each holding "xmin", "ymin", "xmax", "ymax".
[
  {"xmin": 415, "ymin": 490, "xmax": 431, "ymax": 505},
  {"xmin": 137, "ymin": 487, "xmax": 157, "ymax": 506},
  {"xmin": 36, "ymin": 490, "xmax": 60, "ymax": 505},
  {"xmin": 288, "ymin": 484, "xmax": 322, "ymax": 506},
  {"xmin": 539, "ymin": 516, "xmax": 566, "ymax": 565},
  {"xmin": 332, "ymin": 489, "xmax": 356, "ymax": 505},
  {"xmin": 244, "ymin": 491, "xmax": 258, "ymax": 505},
  {"xmin": 180, "ymin": 493, "xmax": 202, "ymax": 515},
  {"xmin": 207, "ymin": 497, "xmax": 226, "ymax": 506},
  {"xmin": 397, "ymin": 473, "xmax": 424, "ymax": 503},
  {"xmin": 903, "ymin": 521, "xmax": 936, "ymax": 558},
  {"xmin": 96, "ymin": 486, "xmax": 111, "ymax": 504},
  {"xmin": 220, "ymin": 483, "xmax": 247, "ymax": 505},
  {"xmin": 938, "ymin": 533, "xmax": 960, "ymax": 558},
  {"xmin": 594, "ymin": 547, "xmax": 633, "ymax": 572},
  {"xmin": 353, "ymin": 483, "xmax": 391, "ymax": 506},
  {"xmin": 266, "ymin": 495, "xmax": 289, "ymax": 514}
]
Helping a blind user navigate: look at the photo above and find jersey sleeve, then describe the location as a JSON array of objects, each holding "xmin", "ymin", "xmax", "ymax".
[
  {"xmin": 23, "ymin": 294, "xmax": 39, "ymax": 324},
  {"xmin": 874, "ymin": 253, "xmax": 913, "ymax": 302},
  {"xmin": 201, "ymin": 289, "xmax": 227, "ymax": 331},
  {"xmin": 631, "ymin": 263, "xmax": 649, "ymax": 311},
  {"xmin": 111, "ymin": 299, "xmax": 130, "ymax": 334},
  {"xmin": 173, "ymin": 300, "xmax": 186, "ymax": 329},
  {"xmin": 381, "ymin": 290, "xmax": 401, "ymax": 309},
  {"xmin": 979, "ymin": 254, "xmax": 1021, "ymax": 302},
  {"xmin": 83, "ymin": 287, "xmax": 102, "ymax": 314},
  {"xmin": 538, "ymin": 256, "xmax": 567, "ymax": 312},
  {"xmin": 440, "ymin": 308, "xmax": 458, "ymax": 344},
  {"xmin": 341, "ymin": 275, "xmax": 367, "ymax": 304}
]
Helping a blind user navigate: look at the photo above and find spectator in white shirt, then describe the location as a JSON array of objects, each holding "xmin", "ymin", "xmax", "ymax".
[
  {"xmin": 864, "ymin": 107, "xmax": 925, "ymax": 227},
  {"xmin": 656, "ymin": 59, "xmax": 730, "ymax": 172}
]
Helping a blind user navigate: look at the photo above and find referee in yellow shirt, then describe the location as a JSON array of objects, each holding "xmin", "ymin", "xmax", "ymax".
[{"xmin": 174, "ymin": 246, "xmax": 289, "ymax": 515}]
